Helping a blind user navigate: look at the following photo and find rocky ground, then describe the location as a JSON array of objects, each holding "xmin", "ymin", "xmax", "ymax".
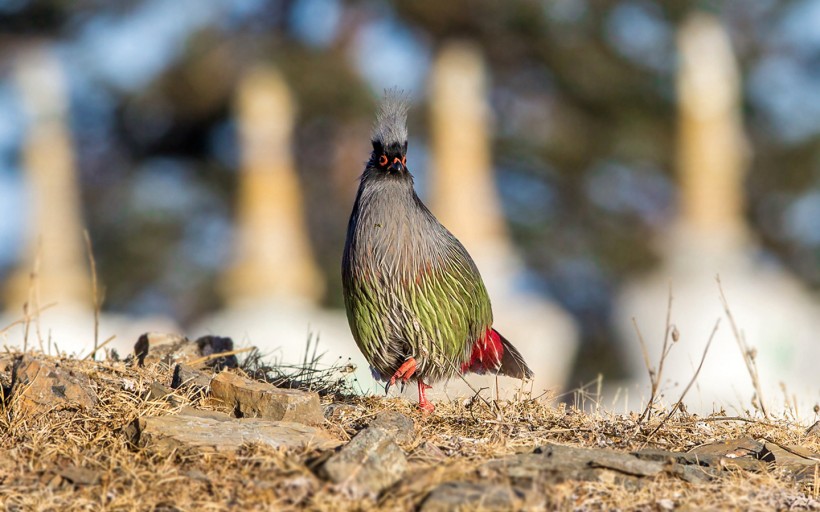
[{"xmin": 1, "ymin": 333, "xmax": 819, "ymax": 511}]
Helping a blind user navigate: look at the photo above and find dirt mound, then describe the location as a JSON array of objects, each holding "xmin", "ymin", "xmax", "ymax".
[{"xmin": 0, "ymin": 341, "xmax": 818, "ymax": 511}]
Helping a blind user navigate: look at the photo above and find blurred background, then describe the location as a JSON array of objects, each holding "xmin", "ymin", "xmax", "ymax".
[{"xmin": 0, "ymin": 0, "xmax": 818, "ymax": 414}]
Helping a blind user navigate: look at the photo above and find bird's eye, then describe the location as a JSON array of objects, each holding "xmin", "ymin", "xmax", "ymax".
[
  {"xmin": 401, "ymin": 156, "xmax": 407, "ymax": 165},
  {"xmin": 378, "ymin": 155, "xmax": 388, "ymax": 166}
]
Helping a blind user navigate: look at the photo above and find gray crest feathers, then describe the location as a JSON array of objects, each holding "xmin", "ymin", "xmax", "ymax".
[{"xmin": 372, "ymin": 88, "xmax": 409, "ymax": 146}]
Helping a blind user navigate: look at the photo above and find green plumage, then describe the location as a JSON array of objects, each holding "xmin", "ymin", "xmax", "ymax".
[{"xmin": 343, "ymin": 208, "xmax": 493, "ymax": 382}]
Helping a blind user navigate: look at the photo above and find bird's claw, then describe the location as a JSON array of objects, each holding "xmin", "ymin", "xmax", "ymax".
[
  {"xmin": 384, "ymin": 375, "xmax": 403, "ymax": 395},
  {"xmin": 384, "ymin": 358, "xmax": 418, "ymax": 396}
]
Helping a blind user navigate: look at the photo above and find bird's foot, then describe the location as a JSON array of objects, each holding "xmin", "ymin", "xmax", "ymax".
[
  {"xmin": 385, "ymin": 357, "xmax": 418, "ymax": 395},
  {"xmin": 417, "ymin": 380, "xmax": 434, "ymax": 414}
]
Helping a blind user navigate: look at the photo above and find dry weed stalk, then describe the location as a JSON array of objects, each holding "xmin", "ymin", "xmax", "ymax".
[
  {"xmin": 241, "ymin": 334, "xmax": 358, "ymax": 397},
  {"xmin": 717, "ymin": 276, "xmax": 769, "ymax": 418},
  {"xmin": 83, "ymin": 334, "xmax": 116, "ymax": 360},
  {"xmin": 83, "ymin": 230, "xmax": 103, "ymax": 359},
  {"xmin": 431, "ymin": 350, "xmax": 498, "ymax": 413},
  {"xmin": 562, "ymin": 376, "xmax": 607, "ymax": 414},
  {"xmin": 645, "ymin": 318, "xmax": 720, "ymax": 442},
  {"xmin": 21, "ymin": 242, "xmax": 45, "ymax": 353},
  {"xmin": 0, "ymin": 303, "xmax": 56, "ymax": 339},
  {"xmin": 187, "ymin": 346, "xmax": 255, "ymax": 367},
  {"xmin": 635, "ymin": 285, "xmax": 678, "ymax": 423}
]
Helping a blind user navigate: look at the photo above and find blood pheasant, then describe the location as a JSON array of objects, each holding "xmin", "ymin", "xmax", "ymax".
[{"xmin": 342, "ymin": 90, "xmax": 533, "ymax": 412}]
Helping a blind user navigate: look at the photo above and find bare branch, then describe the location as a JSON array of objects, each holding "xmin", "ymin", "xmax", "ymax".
[
  {"xmin": 717, "ymin": 276, "xmax": 768, "ymax": 418},
  {"xmin": 646, "ymin": 318, "xmax": 720, "ymax": 441}
]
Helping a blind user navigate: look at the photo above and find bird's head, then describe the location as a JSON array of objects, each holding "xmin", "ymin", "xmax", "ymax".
[{"xmin": 369, "ymin": 88, "xmax": 409, "ymax": 176}]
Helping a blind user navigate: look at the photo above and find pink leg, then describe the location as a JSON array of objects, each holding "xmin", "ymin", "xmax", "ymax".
[{"xmin": 417, "ymin": 380, "xmax": 435, "ymax": 413}]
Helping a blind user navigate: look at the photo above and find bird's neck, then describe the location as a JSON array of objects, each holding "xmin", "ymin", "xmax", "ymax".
[
  {"xmin": 356, "ymin": 168, "xmax": 419, "ymax": 220},
  {"xmin": 348, "ymin": 169, "xmax": 442, "ymax": 271}
]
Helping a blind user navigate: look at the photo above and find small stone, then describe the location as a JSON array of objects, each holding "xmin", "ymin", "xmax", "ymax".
[
  {"xmin": 687, "ymin": 437, "xmax": 770, "ymax": 471},
  {"xmin": 481, "ymin": 443, "xmax": 666, "ymax": 488},
  {"xmin": 689, "ymin": 437, "xmax": 766, "ymax": 460},
  {"xmin": 210, "ymin": 371, "xmax": 323, "ymax": 425},
  {"xmin": 195, "ymin": 335, "xmax": 239, "ymax": 370},
  {"xmin": 184, "ymin": 470, "xmax": 210, "ymax": 482},
  {"xmin": 762, "ymin": 442, "xmax": 820, "ymax": 468},
  {"xmin": 410, "ymin": 441, "xmax": 447, "ymax": 463},
  {"xmin": 369, "ymin": 410, "xmax": 414, "ymax": 444},
  {"xmin": 59, "ymin": 465, "xmax": 101, "ymax": 486},
  {"xmin": 171, "ymin": 364, "xmax": 212, "ymax": 394},
  {"xmin": 656, "ymin": 498, "xmax": 676, "ymax": 511},
  {"xmin": 129, "ymin": 411, "xmax": 340, "ymax": 456},
  {"xmin": 11, "ymin": 357, "xmax": 98, "ymax": 418},
  {"xmin": 421, "ymin": 482, "xmax": 525, "ymax": 512},
  {"xmin": 146, "ymin": 381, "xmax": 182, "ymax": 406},
  {"xmin": 121, "ymin": 378, "xmax": 136, "ymax": 392},
  {"xmin": 323, "ymin": 403, "xmax": 360, "ymax": 420},
  {"xmin": 320, "ymin": 426, "xmax": 407, "ymax": 498},
  {"xmin": 0, "ymin": 354, "xmax": 14, "ymax": 394},
  {"xmin": 46, "ymin": 474, "xmax": 62, "ymax": 489},
  {"xmin": 0, "ymin": 354, "xmax": 15, "ymax": 373},
  {"xmin": 134, "ymin": 332, "xmax": 194, "ymax": 367}
]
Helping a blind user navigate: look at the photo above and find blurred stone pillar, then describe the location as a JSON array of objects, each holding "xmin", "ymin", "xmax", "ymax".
[
  {"xmin": 428, "ymin": 41, "xmax": 509, "ymax": 259},
  {"xmin": 613, "ymin": 13, "xmax": 820, "ymax": 416},
  {"xmin": 4, "ymin": 47, "xmax": 90, "ymax": 312},
  {"xmin": 222, "ymin": 65, "xmax": 324, "ymax": 305},
  {"xmin": 677, "ymin": 13, "xmax": 748, "ymax": 238},
  {"xmin": 426, "ymin": 41, "xmax": 579, "ymax": 397}
]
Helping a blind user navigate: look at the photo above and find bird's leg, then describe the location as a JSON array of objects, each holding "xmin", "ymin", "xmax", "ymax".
[
  {"xmin": 385, "ymin": 357, "xmax": 418, "ymax": 394},
  {"xmin": 417, "ymin": 380, "xmax": 434, "ymax": 413}
]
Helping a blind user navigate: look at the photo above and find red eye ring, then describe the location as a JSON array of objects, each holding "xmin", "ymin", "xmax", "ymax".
[
  {"xmin": 378, "ymin": 155, "xmax": 388, "ymax": 166},
  {"xmin": 401, "ymin": 156, "xmax": 406, "ymax": 165}
]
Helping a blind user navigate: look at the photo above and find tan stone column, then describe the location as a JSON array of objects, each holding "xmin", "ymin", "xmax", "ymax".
[
  {"xmin": 425, "ymin": 41, "xmax": 579, "ymax": 397},
  {"xmin": 5, "ymin": 47, "xmax": 90, "ymax": 311},
  {"xmin": 428, "ymin": 41, "xmax": 508, "ymax": 251},
  {"xmin": 222, "ymin": 65, "xmax": 324, "ymax": 305},
  {"xmin": 677, "ymin": 13, "xmax": 748, "ymax": 236}
]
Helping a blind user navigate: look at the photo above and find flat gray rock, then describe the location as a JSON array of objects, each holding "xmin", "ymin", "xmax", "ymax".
[
  {"xmin": 210, "ymin": 371, "xmax": 323, "ymax": 425},
  {"xmin": 134, "ymin": 332, "xmax": 195, "ymax": 367},
  {"xmin": 129, "ymin": 410, "xmax": 340, "ymax": 456},
  {"xmin": 481, "ymin": 443, "xmax": 666, "ymax": 488},
  {"xmin": 369, "ymin": 410, "xmax": 415, "ymax": 444},
  {"xmin": 11, "ymin": 357, "xmax": 98, "ymax": 418},
  {"xmin": 806, "ymin": 421, "xmax": 820, "ymax": 439},
  {"xmin": 320, "ymin": 426, "xmax": 407, "ymax": 498},
  {"xmin": 171, "ymin": 364, "xmax": 212, "ymax": 394},
  {"xmin": 421, "ymin": 482, "xmax": 524, "ymax": 512}
]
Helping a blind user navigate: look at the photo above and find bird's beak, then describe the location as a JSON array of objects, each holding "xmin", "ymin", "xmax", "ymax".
[{"xmin": 389, "ymin": 157, "xmax": 405, "ymax": 173}]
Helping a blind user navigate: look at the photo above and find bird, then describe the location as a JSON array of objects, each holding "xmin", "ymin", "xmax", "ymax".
[{"xmin": 342, "ymin": 89, "xmax": 533, "ymax": 412}]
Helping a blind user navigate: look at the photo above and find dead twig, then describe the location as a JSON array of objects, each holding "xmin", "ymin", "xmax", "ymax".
[
  {"xmin": 637, "ymin": 284, "xmax": 677, "ymax": 423},
  {"xmin": 682, "ymin": 416, "xmax": 782, "ymax": 429},
  {"xmin": 645, "ymin": 318, "xmax": 720, "ymax": 443},
  {"xmin": 84, "ymin": 230, "xmax": 104, "ymax": 360},
  {"xmin": 717, "ymin": 276, "xmax": 768, "ymax": 418},
  {"xmin": 447, "ymin": 356, "xmax": 497, "ymax": 413},
  {"xmin": 760, "ymin": 436, "xmax": 820, "ymax": 463},
  {"xmin": 83, "ymin": 335, "xmax": 116, "ymax": 360},
  {"xmin": 187, "ymin": 347, "xmax": 255, "ymax": 367}
]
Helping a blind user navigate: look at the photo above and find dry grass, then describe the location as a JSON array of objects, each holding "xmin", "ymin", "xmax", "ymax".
[{"xmin": 0, "ymin": 351, "xmax": 818, "ymax": 511}]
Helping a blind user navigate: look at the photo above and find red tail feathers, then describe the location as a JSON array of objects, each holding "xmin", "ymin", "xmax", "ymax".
[
  {"xmin": 460, "ymin": 329, "xmax": 504, "ymax": 374},
  {"xmin": 461, "ymin": 328, "xmax": 534, "ymax": 380}
]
